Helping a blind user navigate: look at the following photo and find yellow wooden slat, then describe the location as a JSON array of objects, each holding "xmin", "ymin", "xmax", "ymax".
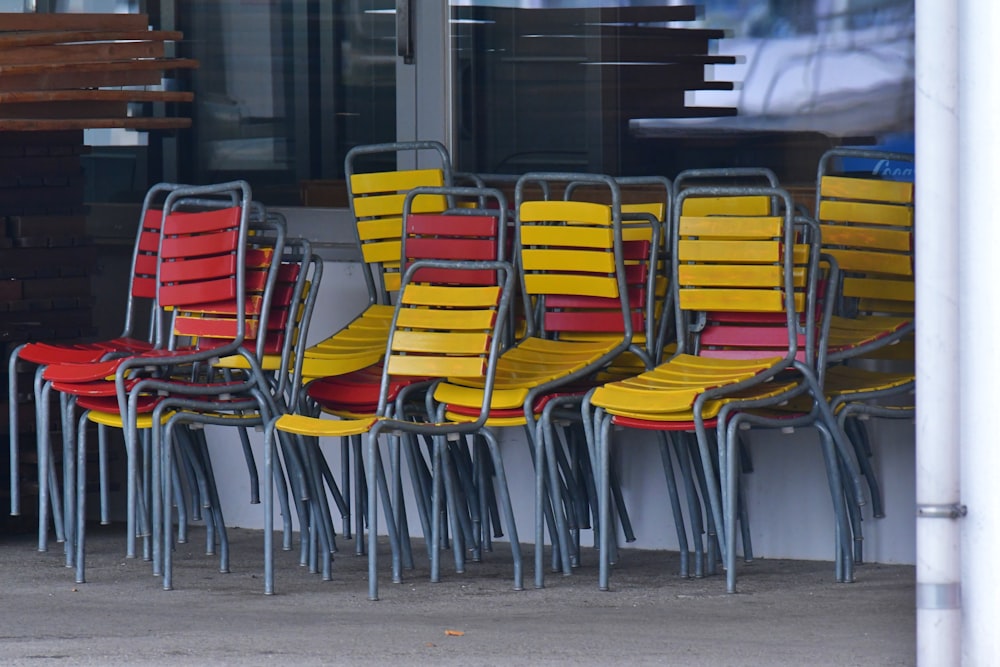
[
  {"xmin": 819, "ymin": 200, "xmax": 913, "ymax": 228},
  {"xmin": 359, "ymin": 239, "xmax": 401, "ymax": 265},
  {"xmin": 679, "ymin": 215, "xmax": 784, "ymax": 239},
  {"xmin": 679, "ymin": 264, "xmax": 783, "ymax": 288},
  {"xmin": 383, "ymin": 271, "xmax": 401, "ymax": 293},
  {"xmin": 387, "ymin": 354, "xmax": 486, "ymax": 378},
  {"xmin": 842, "ymin": 277, "xmax": 915, "ymax": 302},
  {"xmin": 678, "ymin": 239, "xmax": 782, "ymax": 263},
  {"xmin": 519, "ymin": 199, "xmax": 613, "ymax": 226},
  {"xmin": 519, "ymin": 224, "xmax": 614, "ymax": 249},
  {"xmin": 396, "ymin": 307, "xmax": 497, "ymax": 330},
  {"xmin": 521, "ymin": 248, "xmax": 616, "ymax": 273},
  {"xmin": 825, "ymin": 248, "xmax": 912, "ymax": 276},
  {"xmin": 790, "ymin": 243, "xmax": 811, "ymax": 264},
  {"xmin": 350, "ymin": 168, "xmax": 444, "ymax": 195},
  {"xmin": 680, "ymin": 195, "xmax": 771, "ymax": 216},
  {"xmin": 820, "ymin": 222, "xmax": 912, "ymax": 251},
  {"xmin": 400, "ymin": 284, "xmax": 501, "ymax": 308},
  {"xmin": 524, "ymin": 273, "xmax": 620, "ymax": 298},
  {"xmin": 820, "ymin": 175, "xmax": 913, "ymax": 204},
  {"xmin": 392, "ymin": 331, "xmax": 491, "ymax": 354},
  {"xmin": 679, "ymin": 288, "xmax": 785, "ymax": 312},
  {"xmin": 357, "ymin": 217, "xmax": 401, "ymax": 242}
]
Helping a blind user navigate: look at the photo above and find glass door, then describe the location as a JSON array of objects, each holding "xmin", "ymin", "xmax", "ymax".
[{"xmin": 171, "ymin": 0, "xmax": 449, "ymax": 204}]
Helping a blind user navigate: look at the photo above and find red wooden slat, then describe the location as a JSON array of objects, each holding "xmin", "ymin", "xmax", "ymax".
[
  {"xmin": 162, "ymin": 206, "xmax": 241, "ymax": 236},
  {"xmin": 406, "ymin": 236, "xmax": 498, "ymax": 261},
  {"xmin": 159, "ymin": 277, "xmax": 236, "ymax": 308},
  {"xmin": 159, "ymin": 253, "xmax": 237, "ymax": 283},
  {"xmin": 159, "ymin": 228, "xmax": 240, "ymax": 260},
  {"xmin": 406, "ymin": 213, "xmax": 499, "ymax": 237},
  {"xmin": 543, "ymin": 310, "xmax": 643, "ymax": 333}
]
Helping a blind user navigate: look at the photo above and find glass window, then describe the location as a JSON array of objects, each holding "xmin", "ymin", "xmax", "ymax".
[
  {"xmin": 174, "ymin": 0, "xmax": 398, "ymax": 205},
  {"xmin": 450, "ymin": 0, "xmax": 914, "ymax": 182}
]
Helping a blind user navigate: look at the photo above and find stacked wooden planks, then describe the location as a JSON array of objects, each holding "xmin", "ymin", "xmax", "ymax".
[
  {"xmin": 0, "ymin": 13, "xmax": 195, "ymax": 520},
  {"xmin": 0, "ymin": 12, "xmax": 196, "ymax": 131}
]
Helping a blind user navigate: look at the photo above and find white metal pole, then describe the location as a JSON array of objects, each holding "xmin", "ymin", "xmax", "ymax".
[
  {"xmin": 914, "ymin": 1, "xmax": 961, "ymax": 664},
  {"xmin": 957, "ymin": 0, "xmax": 1000, "ymax": 663}
]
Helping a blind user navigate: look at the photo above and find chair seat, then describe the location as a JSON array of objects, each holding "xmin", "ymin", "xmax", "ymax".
[
  {"xmin": 18, "ymin": 338, "xmax": 154, "ymax": 366},
  {"xmin": 307, "ymin": 365, "xmax": 429, "ymax": 411},
  {"xmin": 824, "ymin": 365, "xmax": 915, "ymax": 399},
  {"xmin": 300, "ymin": 307, "xmax": 394, "ymax": 378},
  {"xmin": 436, "ymin": 336, "xmax": 623, "ymax": 412},
  {"xmin": 86, "ymin": 409, "xmax": 175, "ymax": 430},
  {"xmin": 591, "ymin": 354, "xmax": 787, "ymax": 420},
  {"xmin": 275, "ymin": 412, "xmax": 378, "ymax": 438},
  {"xmin": 826, "ymin": 315, "xmax": 912, "ymax": 355}
]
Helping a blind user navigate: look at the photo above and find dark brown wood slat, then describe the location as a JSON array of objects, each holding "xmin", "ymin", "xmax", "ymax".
[
  {"xmin": 0, "ymin": 13, "xmax": 148, "ymax": 32},
  {"xmin": 0, "ymin": 56, "xmax": 198, "ymax": 76},
  {"xmin": 0, "ymin": 58, "xmax": 197, "ymax": 92},
  {"xmin": 0, "ymin": 39, "xmax": 165, "ymax": 65},
  {"xmin": 0, "ymin": 117, "xmax": 192, "ymax": 131},
  {"xmin": 0, "ymin": 29, "xmax": 182, "ymax": 49},
  {"xmin": 0, "ymin": 89, "xmax": 193, "ymax": 103},
  {"xmin": 0, "ymin": 68, "xmax": 162, "ymax": 92},
  {"xmin": 0, "ymin": 101, "xmax": 128, "ymax": 119}
]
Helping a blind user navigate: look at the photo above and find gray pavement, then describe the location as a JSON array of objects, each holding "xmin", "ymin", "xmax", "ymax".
[{"xmin": 0, "ymin": 524, "xmax": 915, "ymax": 666}]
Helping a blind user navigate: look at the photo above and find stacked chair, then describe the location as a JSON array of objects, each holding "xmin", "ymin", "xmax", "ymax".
[
  {"xmin": 6, "ymin": 139, "xmax": 915, "ymax": 601},
  {"xmin": 293, "ymin": 141, "xmax": 454, "ymax": 558},
  {"xmin": 292, "ymin": 184, "xmax": 512, "ymax": 590},
  {"xmin": 582, "ymin": 184, "xmax": 861, "ymax": 593},
  {"xmin": 23, "ymin": 181, "xmax": 321, "ymax": 591},
  {"xmin": 267, "ymin": 256, "xmax": 519, "ymax": 600},
  {"xmin": 813, "ymin": 148, "xmax": 916, "ymax": 561}
]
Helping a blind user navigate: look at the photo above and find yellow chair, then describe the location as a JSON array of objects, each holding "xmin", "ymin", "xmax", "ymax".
[
  {"xmin": 300, "ymin": 141, "xmax": 453, "ymax": 381},
  {"xmin": 584, "ymin": 185, "xmax": 836, "ymax": 592},
  {"xmin": 433, "ymin": 173, "xmax": 638, "ymax": 585},
  {"xmin": 813, "ymin": 147, "xmax": 915, "ymax": 542},
  {"xmin": 265, "ymin": 258, "xmax": 519, "ymax": 600}
]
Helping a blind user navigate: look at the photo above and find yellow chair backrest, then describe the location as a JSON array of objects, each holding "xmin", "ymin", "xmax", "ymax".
[
  {"xmin": 817, "ymin": 173, "xmax": 914, "ymax": 316},
  {"xmin": 350, "ymin": 168, "xmax": 448, "ymax": 294},
  {"xmin": 387, "ymin": 272, "xmax": 505, "ymax": 380}
]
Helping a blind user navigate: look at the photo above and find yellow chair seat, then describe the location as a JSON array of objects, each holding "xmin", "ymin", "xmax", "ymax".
[
  {"xmin": 823, "ymin": 365, "xmax": 914, "ymax": 399},
  {"xmin": 435, "ymin": 336, "xmax": 623, "ymax": 410},
  {"xmin": 826, "ymin": 315, "xmax": 912, "ymax": 351},
  {"xmin": 599, "ymin": 381, "xmax": 800, "ymax": 423},
  {"xmin": 87, "ymin": 409, "xmax": 175, "ymax": 429},
  {"xmin": 214, "ymin": 353, "xmax": 282, "ymax": 372},
  {"xmin": 591, "ymin": 354, "xmax": 785, "ymax": 418},
  {"xmin": 275, "ymin": 413, "xmax": 378, "ymax": 438}
]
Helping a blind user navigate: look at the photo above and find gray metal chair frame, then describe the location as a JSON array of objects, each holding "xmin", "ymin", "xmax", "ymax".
[{"xmin": 264, "ymin": 258, "xmax": 520, "ymax": 600}]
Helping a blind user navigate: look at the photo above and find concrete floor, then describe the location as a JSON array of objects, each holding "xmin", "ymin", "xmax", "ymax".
[{"xmin": 0, "ymin": 524, "xmax": 915, "ymax": 666}]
